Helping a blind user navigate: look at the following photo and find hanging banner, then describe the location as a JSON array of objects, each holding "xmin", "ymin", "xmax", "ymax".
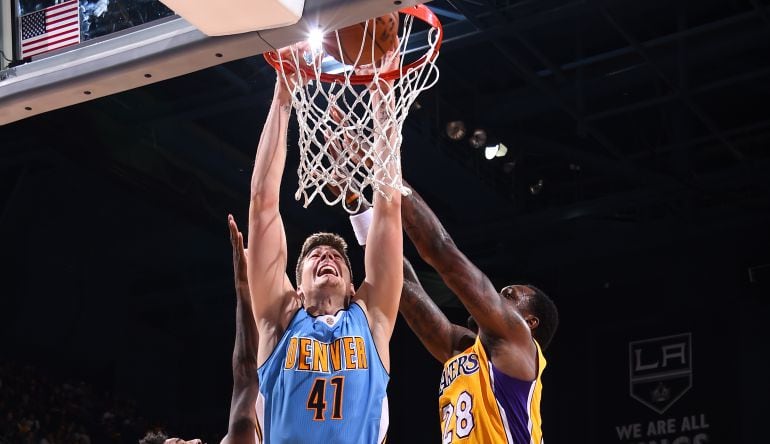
[{"xmin": 596, "ymin": 315, "xmax": 737, "ymax": 444}]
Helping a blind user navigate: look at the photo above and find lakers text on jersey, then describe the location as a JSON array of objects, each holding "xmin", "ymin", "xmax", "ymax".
[{"xmin": 438, "ymin": 336, "xmax": 546, "ymax": 444}]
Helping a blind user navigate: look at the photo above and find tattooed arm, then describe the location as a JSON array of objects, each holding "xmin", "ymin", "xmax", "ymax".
[
  {"xmin": 401, "ymin": 182, "xmax": 532, "ymax": 351},
  {"xmin": 400, "ymin": 256, "xmax": 475, "ymax": 363}
]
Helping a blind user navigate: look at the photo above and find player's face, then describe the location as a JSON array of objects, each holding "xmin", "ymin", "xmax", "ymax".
[
  {"xmin": 500, "ymin": 285, "xmax": 535, "ymax": 314},
  {"xmin": 301, "ymin": 245, "xmax": 352, "ymax": 291},
  {"xmin": 501, "ymin": 284, "xmax": 541, "ymax": 332}
]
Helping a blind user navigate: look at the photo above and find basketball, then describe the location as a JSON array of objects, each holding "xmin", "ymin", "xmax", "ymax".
[{"xmin": 323, "ymin": 12, "xmax": 399, "ymax": 67}]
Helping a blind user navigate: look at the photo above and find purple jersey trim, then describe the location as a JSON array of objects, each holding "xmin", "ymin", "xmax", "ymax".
[{"xmin": 490, "ymin": 364, "xmax": 535, "ymax": 444}]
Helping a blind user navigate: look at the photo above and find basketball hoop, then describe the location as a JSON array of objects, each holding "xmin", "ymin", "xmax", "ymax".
[{"xmin": 264, "ymin": 5, "xmax": 442, "ymax": 213}]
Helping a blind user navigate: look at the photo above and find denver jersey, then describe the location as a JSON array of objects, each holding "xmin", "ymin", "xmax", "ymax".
[
  {"xmin": 256, "ymin": 301, "xmax": 389, "ymax": 444},
  {"xmin": 438, "ymin": 336, "xmax": 546, "ymax": 444}
]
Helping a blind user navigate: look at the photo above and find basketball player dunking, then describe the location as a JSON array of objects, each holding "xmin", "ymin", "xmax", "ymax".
[
  {"xmin": 246, "ymin": 51, "xmax": 402, "ymax": 443},
  {"xmin": 349, "ymin": 183, "xmax": 559, "ymax": 443}
]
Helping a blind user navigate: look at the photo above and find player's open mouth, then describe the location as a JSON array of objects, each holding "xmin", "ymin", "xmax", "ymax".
[{"xmin": 316, "ymin": 264, "xmax": 339, "ymax": 277}]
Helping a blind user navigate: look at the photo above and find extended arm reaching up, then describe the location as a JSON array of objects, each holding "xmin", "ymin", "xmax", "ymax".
[
  {"xmin": 247, "ymin": 78, "xmax": 301, "ymax": 367},
  {"xmin": 400, "ymin": 257, "xmax": 475, "ymax": 363},
  {"xmin": 222, "ymin": 215, "xmax": 259, "ymax": 444},
  {"xmin": 354, "ymin": 53, "xmax": 403, "ymax": 372},
  {"xmin": 401, "ymin": 183, "xmax": 532, "ymax": 352}
]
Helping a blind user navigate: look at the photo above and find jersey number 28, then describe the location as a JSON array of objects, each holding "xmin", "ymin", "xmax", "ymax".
[{"xmin": 442, "ymin": 391, "xmax": 475, "ymax": 443}]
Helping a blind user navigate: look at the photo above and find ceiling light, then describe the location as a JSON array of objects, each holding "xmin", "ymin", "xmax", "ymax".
[
  {"xmin": 469, "ymin": 128, "xmax": 487, "ymax": 149},
  {"xmin": 445, "ymin": 120, "xmax": 466, "ymax": 140},
  {"xmin": 483, "ymin": 142, "xmax": 508, "ymax": 160},
  {"xmin": 307, "ymin": 28, "xmax": 324, "ymax": 52}
]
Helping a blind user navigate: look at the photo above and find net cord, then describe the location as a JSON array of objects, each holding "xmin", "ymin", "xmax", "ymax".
[{"xmin": 274, "ymin": 13, "xmax": 440, "ymax": 213}]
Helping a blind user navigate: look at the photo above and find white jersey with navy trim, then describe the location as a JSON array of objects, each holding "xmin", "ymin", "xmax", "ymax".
[{"xmin": 256, "ymin": 301, "xmax": 389, "ymax": 443}]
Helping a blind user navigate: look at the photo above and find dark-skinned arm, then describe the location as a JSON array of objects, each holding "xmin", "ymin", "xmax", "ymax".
[
  {"xmin": 401, "ymin": 182, "xmax": 530, "ymax": 348},
  {"xmin": 222, "ymin": 215, "xmax": 258, "ymax": 444},
  {"xmin": 400, "ymin": 256, "xmax": 475, "ymax": 363},
  {"xmin": 346, "ymin": 198, "xmax": 474, "ymax": 363}
]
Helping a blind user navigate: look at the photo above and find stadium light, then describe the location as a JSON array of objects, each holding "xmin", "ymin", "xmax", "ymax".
[{"xmin": 484, "ymin": 142, "xmax": 508, "ymax": 160}]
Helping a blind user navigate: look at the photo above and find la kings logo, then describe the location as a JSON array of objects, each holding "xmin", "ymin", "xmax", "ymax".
[{"xmin": 629, "ymin": 333, "xmax": 692, "ymax": 414}]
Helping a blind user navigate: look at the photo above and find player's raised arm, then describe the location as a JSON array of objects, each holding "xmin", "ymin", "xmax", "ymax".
[
  {"xmin": 400, "ymin": 257, "xmax": 474, "ymax": 363},
  {"xmin": 401, "ymin": 182, "xmax": 530, "ymax": 348},
  {"xmin": 355, "ymin": 52, "xmax": 403, "ymax": 371},
  {"xmin": 350, "ymin": 206, "xmax": 472, "ymax": 363},
  {"xmin": 221, "ymin": 216, "xmax": 259, "ymax": 444},
  {"xmin": 247, "ymin": 74, "xmax": 301, "ymax": 366}
]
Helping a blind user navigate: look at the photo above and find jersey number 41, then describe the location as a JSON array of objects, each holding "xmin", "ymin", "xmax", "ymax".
[{"xmin": 307, "ymin": 376, "xmax": 345, "ymax": 420}]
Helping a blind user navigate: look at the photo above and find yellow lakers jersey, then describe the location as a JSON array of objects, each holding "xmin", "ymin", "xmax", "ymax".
[{"xmin": 438, "ymin": 336, "xmax": 546, "ymax": 444}]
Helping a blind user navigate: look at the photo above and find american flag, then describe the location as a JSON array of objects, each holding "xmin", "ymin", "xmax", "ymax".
[{"xmin": 20, "ymin": 0, "xmax": 81, "ymax": 59}]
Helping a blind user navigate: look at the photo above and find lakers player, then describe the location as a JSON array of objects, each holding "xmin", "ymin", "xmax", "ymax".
[
  {"xmin": 400, "ymin": 186, "xmax": 558, "ymax": 443},
  {"xmin": 348, "ymin": 183, "xmax": 558, "ymax": 443},
  {"xmin": 245, "ymin": 59, "xmax": 402, "ymax": 442}
]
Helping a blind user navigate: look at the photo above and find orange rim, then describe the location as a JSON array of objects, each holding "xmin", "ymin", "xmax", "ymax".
[{"xmin": 264, "ymin": 4, "xmax": 443, "ymax": 85}]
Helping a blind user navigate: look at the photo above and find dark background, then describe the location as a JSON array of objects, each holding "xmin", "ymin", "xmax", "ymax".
[{"xmin": 2, "ymin": 0, "xmax": 770, "ymax": 442}]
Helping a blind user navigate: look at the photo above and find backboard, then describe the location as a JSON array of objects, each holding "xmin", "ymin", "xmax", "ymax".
[{"xmin": 0, "ymin": 0, "xmax": 426, "ymax": 125}]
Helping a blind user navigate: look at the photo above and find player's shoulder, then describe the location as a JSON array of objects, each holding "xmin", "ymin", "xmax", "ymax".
[
  {"xmin": 350, "ymin": 282, "xmax": 371, "ymax": 310},
  {"xmin": 348, "ymin": 299, "xmax": 368, "ymax": 318},
  {"xmin": 347, "ymin": 298, "xmax": 385, "ymax": 332},
  {"xmin": 482, "ymin": 332, "xmax": 539, "ymax": 381}
]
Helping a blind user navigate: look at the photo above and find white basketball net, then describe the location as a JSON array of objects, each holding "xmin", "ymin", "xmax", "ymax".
[{"xmin": 274, "ymin": 12, "xmax": 440, "ymax": 213}]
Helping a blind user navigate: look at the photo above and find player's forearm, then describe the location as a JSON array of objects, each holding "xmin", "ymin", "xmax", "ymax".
[
  {"xmin": 401, "ymin": 186, "xmax": 512, "ymax": 336},
  {"xmin": 368, "ymin": 145, "xmax": 402, "ymax": 248},
  {"xmin": 225, "ymin": 283, "xmax": 260, "ymax": 444},
  {"xmin": 364, "ymin": 203, "xmax": 403, "ymax": 316},
  {"xmin": 401, "ymin": 184, "xmax": 457, "ymax": 270},
  {"xmin": 232, "ymin": 284, "xmax": 259, "ymax": 385},
  {"xmin": 250, "ymin": 84, "xmax": 292, "ymax": 209},
  {"xmin": 224, "ymin": 388, "xmax": 259, "ymax": 444},
  {"xmin": 370, "ymin": 77, "xmax": 402, "ymax": 200},
  {"xmin": 399, "ymin": 258, "xmax": 455, "ymax": 362}
]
